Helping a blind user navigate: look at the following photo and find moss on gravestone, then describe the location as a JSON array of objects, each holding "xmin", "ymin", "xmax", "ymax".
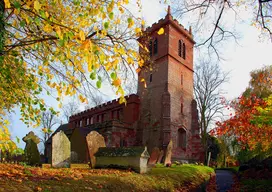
[
  {"xmin": 23, "ymin": 132, "xmax": 40, "ymax": 166},
  {"xmin": 95, "ymin": 147, "xmax": 149, "ymax": 157}
]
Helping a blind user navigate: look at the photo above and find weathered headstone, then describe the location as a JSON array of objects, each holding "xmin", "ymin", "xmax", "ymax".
[
  {"xmin": 52, "ymin": 131, "xmax": 70, "ymax": 168},
  {"xmin": 70, "ymin": 151, "xmax": 78, "ymax": 163},
  {"xmin": 164, "ymin": 140, "xmax": 173, "ymax": 166},
  {"xmin": 23, "ymin": 131, "xmax": 40, "ymax": 165},
  {"xmin": 156, "ymin": 150, "xmax": 164, "ymax": 164},
  {"xmin": 148, "ymin": 147, "xmax": 160, "ymax": 165},
  {"xmin": 86, "ymin": 131, "xmax": 106, "ymax": 168}
]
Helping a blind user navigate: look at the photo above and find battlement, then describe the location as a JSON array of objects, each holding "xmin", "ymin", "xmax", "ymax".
[
  {"xmin": 144, "ymin": 6, "xmax": 194, "ymax": 43},
  {"xmin": 70, "ymin": 94, "xmax": 140, "ymax": 119}
]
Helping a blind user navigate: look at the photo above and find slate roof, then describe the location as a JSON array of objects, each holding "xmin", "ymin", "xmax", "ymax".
[{"xmin": 45, "ymin": 124, "xmax": 73, "ymax": 144}]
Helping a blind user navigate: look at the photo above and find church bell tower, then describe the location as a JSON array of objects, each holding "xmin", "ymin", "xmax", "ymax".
[{"xmin": 137, "ymin": 6, "xmax": 201, "ymax": 160}]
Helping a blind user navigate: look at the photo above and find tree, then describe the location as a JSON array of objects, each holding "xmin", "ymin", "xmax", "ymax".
[
  {"xmin": 194, "ymin": 61, "xmax": 229, "ymax": 164},
  {"xmin": 173, "ymin": 0, "xmax": 272, "ymax": 58},
  {"xmin": 62, "ymin": 100, "xmax": 80, "ymax": 123},
  {"xmin": 243, "ymin": 65, "xmax": 272, "ymax": 98},
  {"xmin": 214, "ymin": 94, "xmax": 272, "ymax": 152},
  {"xmin": 40, "ymin": 111, "xmax": 59, "ymax": 154},
  {"xmin": 0, "ymin": 0, "xmax": 153, "ymax": 151}
]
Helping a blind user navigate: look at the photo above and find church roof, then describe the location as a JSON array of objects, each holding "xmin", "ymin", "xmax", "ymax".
[{"xmin": 45, "ymin": 123, "xmax": 73, "ymax": 144}]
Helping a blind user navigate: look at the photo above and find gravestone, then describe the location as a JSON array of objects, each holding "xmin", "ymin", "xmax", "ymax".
[
  {"xmin": 164, "ymin": 140, "xmax": 173, "ymax": 166},
  {"xmin": 52, "ymin": 131, "xmax": 70, "ymax": 168},
  {"xmin": 157, "ymin": 150, "xmax": 164, "ymax": 164},
  {"xmin": 22, "ymin": 131, "xmax": 40, "ymax": 165},
  {"xmin": 148, "ymin": 147, "xmax": 160, "ymax": 165},
  {"xmin": 70, "ymin": 151, "xmax": 78, "ymax": 163},
  {"xmin": 86, "ymin": 131, "xmax": 106, "ymax": 168},
  {"xmin": 95, "ymin": 146, "xmax": 150, "ymax": 173}
]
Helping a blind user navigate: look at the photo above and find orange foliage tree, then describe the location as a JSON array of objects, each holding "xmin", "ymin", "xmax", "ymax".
[
  {"xmin": 213, "ymin": 95, "xmax": 271, "ymax": 151},
  {"xmin": 213, "ymin": 66, "xmax": 272, "ymax": 152}
]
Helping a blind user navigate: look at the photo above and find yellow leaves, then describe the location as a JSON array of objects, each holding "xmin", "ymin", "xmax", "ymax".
[
  {"xmin": 119, "ymin": 6, "xmax": 124, "ymax": 14},
  {"xmin": 113, "ymin": 78, "xmax": 121, "ymax": 87},
  {"xmin": 44, "ymin": 24, "xmax": 53, "ymax": 33},
  {"xmin": 119, "ymin": 96, "xmax": 126, "ymax": 104},
  {"xmin": 55, "ymin": 26, "xmax": 63, "ymax": 40},
  {"xmin": 79, "ymin": 30, "xmax": 85, "ymax": 41},
  {"xmin": 157, "ymin": 28, "xmax": 164, "ymax": 35},
  {"xmin": 78, "ymin": 95, "xmax": 87, "ymax": 103},
  {"xmin": 1, "ymin": 0, "xmax": 144, "ymax": 134},
  {"xmin": 4, "ymin": 0, "xmax": 10, "ymax": 8},
  {"xmin": 127, "ymin": 56, "xmax": 134, "ymax": 65},
  {"xmin": 140, "ymin": 78, "xmax": 147, "ymax": 88},
  {"xmin": 34, "ymin": 0, "xmax": 41, "ymax": 12},
  {"xmin": 135, "ymin": 27, "xmax": 142, "ymax": 35}
]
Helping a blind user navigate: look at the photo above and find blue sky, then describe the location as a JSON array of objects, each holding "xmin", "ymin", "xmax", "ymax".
[{"xmin": 10, "ymin": 0, "xmax": 272, "ymax": 150}]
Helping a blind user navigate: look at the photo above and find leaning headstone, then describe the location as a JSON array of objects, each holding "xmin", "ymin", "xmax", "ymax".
[
  {"xmin": 148, "ymin": 147, "xmax": 160, "ymax": 165},
  {"xmin": 86, "ymin": 131, "xmax": 106, "ymax": 168},
  {"xmin": 23, "ymin": 131, "xmax": 40, "ymax": 166},
  {"xmin": 52, "ymin": 131, "xmax": 70, "ymax": 168},
  {"xmin": 164, "ymin": 140, "xmax": 173, "ymax": 166},
  {"xmin": 157, "ymin": 150, "xmax": 164, "ymax": 164}
]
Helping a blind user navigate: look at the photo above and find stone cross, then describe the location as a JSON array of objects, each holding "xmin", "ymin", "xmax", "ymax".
[
  {"xmin": 86, "ymin": 131, "xmax": 106, "ymax": 168},
  {"xmin": 52, "ymin": 131, "xmax": 71, "ymax": 168}
]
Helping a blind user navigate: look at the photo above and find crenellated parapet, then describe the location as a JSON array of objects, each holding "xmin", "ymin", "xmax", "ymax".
[
  {"xmin": 69, "ymin": 94, "xmax": 140, "ymax": 126},
  {"xmin": 144, "ymin": 6, "xmax": 194, "ymax": 44}
]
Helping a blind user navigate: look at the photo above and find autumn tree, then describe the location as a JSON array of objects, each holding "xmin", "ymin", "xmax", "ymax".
[
  {"xmin": 214, "ymin": 66, "xmax": 272, "ymax": 153},
  {"xmin": 0, "ymin": 0, "xmax": 152, "ymax": 151},
  {"xmin": 173, "ymin": 0, "xmax": 272, "ymax": 58},
  {"xmin": 194, "ymin": 61, "xmax": 229, "ymax": 164}
]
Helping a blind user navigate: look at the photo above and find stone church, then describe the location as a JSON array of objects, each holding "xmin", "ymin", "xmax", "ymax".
[{"xmin": 45, "ymin": 7, "xmax": 204, "ymax": 164}]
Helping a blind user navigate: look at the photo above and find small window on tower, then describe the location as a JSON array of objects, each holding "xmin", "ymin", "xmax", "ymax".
[
  {"xmin": 153, "ymin": 38, "xmax": 158, "ymax": 55},
  {"xmin": 150, "ymin": 74, "xmax": 153, "ymax": 82},
  {"xmin": 181, "ymin": 103, "xmax": 183, "ymax": 114},
  {"xmin": 182, "ymin": 42, "xmax": 186, "ymax": 59},
  {"xmin": 181, "ymin": 73, "xmax": 183, "ymax": 86},
  {"xmin": 178, "ymin": 40, "xmax": 186, "ymax": 59},
  {"xmin": 178, "ymin": 40, "xmax": 182, "ymax": 57},
  {"xmin": 149, "ymin": 40, "xmax": 153, "ymax": 57}
]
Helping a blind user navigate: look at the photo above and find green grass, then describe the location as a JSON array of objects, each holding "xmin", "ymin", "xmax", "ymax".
[{"xmin": 0, "ymin": 164, "xmax": 214, "ymax": 192}]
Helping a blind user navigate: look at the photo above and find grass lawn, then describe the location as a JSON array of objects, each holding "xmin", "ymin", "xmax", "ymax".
[{"xmin": 0, "ymin": 163, "xmax": 214, "ymax": 192}]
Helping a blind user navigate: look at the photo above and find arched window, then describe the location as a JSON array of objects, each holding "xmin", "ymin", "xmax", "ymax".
[
  {"xmin": 153, "ymin": 38, "xmax": 158, "ymax": 55},
  {"xmin": 149, "ymin": 40, "xmax": 153, "ymax": 57},
  {"xmin": 178, "ymin": 128, "xmax": 186, "ymax": 148},
  {"xmin": 181, "ymin": 103, "xmax": 183, "ymax": 114},
  {"xmin": 178, "ymin": 40, "xmax": 182, "ymax": 57},
  {"xmin": 178, "ymin": 40, "xmax": 186, "ymax": 59},
  {"xmin": 150, "ymin": 74, "xmax": 153, "ymax": 82}
]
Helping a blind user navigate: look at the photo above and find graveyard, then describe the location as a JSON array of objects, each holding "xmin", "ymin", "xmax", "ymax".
[
  {"xmin": 1, "ymin": 0, "xmax": 272, "ymax": 191},
  {"xmin": 0, "ymin": 163, "xmax": 214, "ymax": 192}
]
